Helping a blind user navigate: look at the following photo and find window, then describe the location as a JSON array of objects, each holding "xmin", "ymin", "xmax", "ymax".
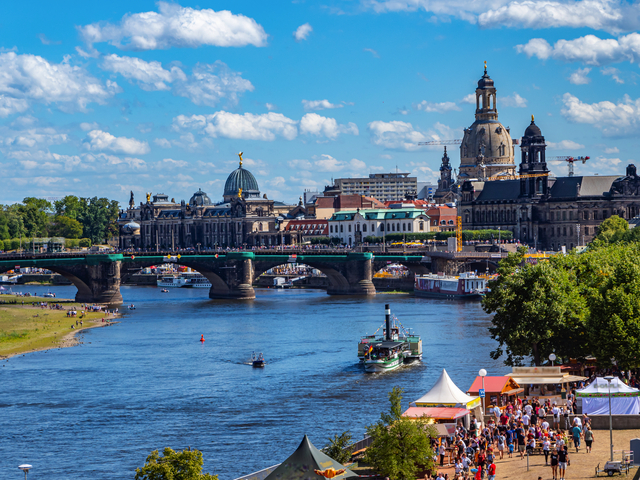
[
  {"xmin": 402, "ymin": 223, "xmax": 406, "ymax": 231},
  {"xmin": 408, "ymin": 223, "xmax": 412, "ymax": 231},
  {"xmin": 594, "ymin": 211, "xmax": 599, "ymax": 220},
  {"xmin": 397, "ymin": 223, "xmax": 401, "ymax": 231},
  {"xmin": 363, "ymin": 224, "xmax": 367, "ymax": 232},
  {"xmin": 330, "ymin": 225, "xmax": 333, "ymax": 233},
  {"xmin": 583, "ymin": 211, "xmax": 588, "ymax": 220},
  {"xmin": 585, "ymin": 226, "xmax": 590, "ymax": 235},
  {"xmin": 563, "ymin": 227, "xmax": 567, "ymax": 236},
  {"xmin": 348, "ymin": 224, "xmax": 352, "ymax": 232},
  {"xmin": 419, "ymin": 222, "xmax": 424, "ymax": 231},
  {"xmin": 562, "ymin": 211, "xmax": 567, "ymax": 221},
  {"xmin": 340, "ymin": 225, "xmax": 344, "ymax": 233}
]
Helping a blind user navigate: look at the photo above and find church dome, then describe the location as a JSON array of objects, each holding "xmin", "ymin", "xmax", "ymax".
[
  {"xmin": 122, "ymin": 221, "xmax": 140, "ymax": 234},
  {"xmin": 477, "ymin": 71, "xmax": 494, "ymax": 89},
  {"xmin": 224, "ymin": 162, "xmax": 260, "ymax": 197},
  {"xmin": 524, "ymin": 118, "xmax": 542, "ymax": 138},
  {"xmin": 189, "ymin": 188, "xmax": 212, "ymax": 206}
]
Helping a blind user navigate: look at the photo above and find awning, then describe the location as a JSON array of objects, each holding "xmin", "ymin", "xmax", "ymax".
[
  {"xmin": 434, "ymin": 423, "xmax": 457, "ymax": 437},
  {"xmin": 402, "ymin": 406, "xmax": 469, "ymax": 420},
  {"xmin": 509, "ymin": 375, "xmax": 587, "ymax": 385}
]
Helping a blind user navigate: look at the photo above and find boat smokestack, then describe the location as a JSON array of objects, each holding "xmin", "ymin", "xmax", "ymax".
[{"xmin": 385, "ymin": 304, "xmax": 391, "ymax": 341}]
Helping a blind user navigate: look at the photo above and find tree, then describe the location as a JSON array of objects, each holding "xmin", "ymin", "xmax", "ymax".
[
  {"xmin": 134, "ymin": 447, "xmax": 218, "ymax": 480},
  {"xmin": 364, "ymin": 387, "xmax": 435, "ymax": 480},
  {"xmin": 78, "ymin": 196, "xmax": 120, "ymax": 244},
  {"xmin": 49, "ymin": 215, "xmax": 83, "ymax": 238},
  {"xmin": 482, "ymin": 248, "xmax": 587, "ymax": 365},
  {"xmin": 592, "ymin": 215, "xmax": 629, "ymax": 245},
  {"xmin": 54, "ymin": 195, "xmax": 84, "ymax": 220},
  {"xmin": 324, "ymin": 431, "xmax": 353, "ymax": 465}
]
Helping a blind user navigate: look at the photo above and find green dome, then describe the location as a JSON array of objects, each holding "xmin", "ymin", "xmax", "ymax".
[{"xmin": 224, "ymin": 164, "xmax": 260, "ymax": 197}]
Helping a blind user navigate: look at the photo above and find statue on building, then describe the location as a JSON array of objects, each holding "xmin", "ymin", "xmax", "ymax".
[
  {"xmin": 129, "ymin": 191, "xmax": 134, "ymax": 208},
  {"xmin": 146, "ymin": 192, "xmax": 151, "ymax": 203},
  {"xmin": 238, "ymin": 151, "xmax": 243, "ymax": 167}
]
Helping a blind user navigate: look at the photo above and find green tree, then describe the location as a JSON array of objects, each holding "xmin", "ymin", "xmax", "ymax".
[
  {"xmin": 0, "ymin": 239, "xmax": 4, "ymax": 251},
  {"xmin": 592, "ymin": 215, "xmax": 629, "ymax": 245},
  {"xmin": 49, "ymin": 215, "xmax": 83, "ymax": 238},
  {"xmin": 482, "ymin": 248, "xmax": 587, "ymax": 365},
  {"xmin": 134, "ymin": 447, "xmax": 218, "ymax": 480},
  {"xmin": 324, "ymin": 431, "xmax": 353, "ymax": 465},
  {"xmin": 77, "ymin": 196, "xmax": 120, "ymax": 244},
  {"xmin": 364, "ymin": 387, "xmax": 435, "ymax": 480},
  {"xmin": 54, "ymin": 195, "xmax": 84, "ymax": 220}
]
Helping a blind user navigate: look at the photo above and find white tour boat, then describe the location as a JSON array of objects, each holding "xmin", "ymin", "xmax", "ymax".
[{"xmin": 157, "ymin": 275, "xmax": 187, "ymax": 288}]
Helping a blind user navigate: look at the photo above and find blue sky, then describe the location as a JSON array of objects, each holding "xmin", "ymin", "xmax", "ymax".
[{"xmin": 0, "ymin": 0, "xmax": 638, "ymax": 206}]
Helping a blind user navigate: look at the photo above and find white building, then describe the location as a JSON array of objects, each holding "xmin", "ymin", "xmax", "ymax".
[
  {"xmin": 327, "ymin": 173, "xmax": 418, "ymax": 202},
  {"xmin": 328, "ymin": 205, "xmax": 430, "ymax": 244}
]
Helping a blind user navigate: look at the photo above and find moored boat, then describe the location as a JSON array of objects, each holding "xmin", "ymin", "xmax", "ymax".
[
  {"xmin": 157, "ymin": 275, "xmax": 187, "ymax": 288},
  {"xmin": 414, "ymin": 272, "xmax": 488, "ymax": 299},
  {"xmin": 180, "ymin": 272, "xmax": 212, "ymax": 288}
]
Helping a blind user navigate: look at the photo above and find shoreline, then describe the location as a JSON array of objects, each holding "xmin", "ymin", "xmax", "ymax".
[{"xmin": 0, "ymin": 297, "xmax": 122, "ymax": 360}]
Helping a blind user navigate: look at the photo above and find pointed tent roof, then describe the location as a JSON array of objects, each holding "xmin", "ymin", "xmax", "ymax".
[
  {"xmin": 265, "ymin": 435, "xmax": 358, "ymax": 480},
  {"xmin": 412, "ymin": 369, "xmax": 478, "ymax": 407},
  {"xmin": 576, "ymin": 377, "xmax": 640, "ymax": 397}
]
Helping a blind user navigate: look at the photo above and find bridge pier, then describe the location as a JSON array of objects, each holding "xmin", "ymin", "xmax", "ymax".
[
  {"xmin": 324, "ymin": 253, "xmax": 376, "ymax": 296},
  {"xmin": 57, "ymin": 256, "xmax": 123, "ymax": 304},
  {"xmin": 208, "ymin": 252, "xmax": 256, "ymax": 300}
]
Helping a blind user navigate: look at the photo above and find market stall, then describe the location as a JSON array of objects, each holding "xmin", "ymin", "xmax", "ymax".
[
  {"xmin": 467, "ymin": 376, "xmax": 523, "ymax": 408},
  {"xmin": 507, "ymin": 366, "xmax": 586, "ymax": 404},
  {"xmin": 576, "ymin": 377, "xmax": 640, "ymax": 415}
]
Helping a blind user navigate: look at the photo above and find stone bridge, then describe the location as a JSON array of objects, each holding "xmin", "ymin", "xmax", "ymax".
[{"xmin": 0, "ymin": 250, "xmax": 507, "ymax": 303}]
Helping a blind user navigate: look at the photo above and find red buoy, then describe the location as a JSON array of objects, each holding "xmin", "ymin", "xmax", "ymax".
[{"xmin": 200, "ymin": 334, "xmax": 205, "ymax": 342}]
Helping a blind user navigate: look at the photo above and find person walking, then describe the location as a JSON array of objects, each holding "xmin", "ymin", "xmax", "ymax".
[
  {"xmin": 563, "ymin": 406, "xmax": 571, "ymax": 431},
  {"xmin": 487, "ymin": 460, "xmax": 496, "ymax": 480},
  {"xmin": 558, "ymin": 445, "xmax": 570, "ymax": 480},
  {"xmin": 543, "ymin": 437, "xmax": 551, "ymax": 465},
  {"xmin": 439, "ymin": 443, "xmax": 446, "ymax": 466},
  {"xmin": 584, "ymin": 426, "xmax": 594, "ymax": 453},
  {"xmin": 550, "ymin": 448, "xmax": 559, "ymax": 480},
  {"xmin": 572, "ymin": 422, "xmax": 582, "ymax": 452}
]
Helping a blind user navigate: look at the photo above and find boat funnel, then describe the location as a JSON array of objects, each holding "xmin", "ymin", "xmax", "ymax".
[{"xmin": 385, "ymin": 304, "xmax": 391, "ymax": 341}]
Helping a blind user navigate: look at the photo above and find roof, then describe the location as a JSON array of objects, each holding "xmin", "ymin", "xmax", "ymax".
[
  {"xmin": 467, "ymin": 376, "xmax": 520, "ymax": 394},
  {"xmin": 402, "ymin": 406, "xmax": 469, "ymax": 421},
  {"xmin": 413, "ymin": 369, "xmax": 478, "ymax": 407},
  {"xmin": 549, "ymin": 176, "xmax": 618, "ymax": 199},
  {"xmin": 224, "ymin": 162, "xmax": 259, "ymax": 197},
  {"xmin": 475, "ymin": 180, "xmax": 520, "ymax": 202},
  {"xmin": 329, "ymin": 208, "xmax": 428, "ymax": 222},
  {"xmin": 576, "ymin": 377, "xmax": 640, "ymax": 397},
  {"xmin": 264, "ymin": 435, "xmax": 357, "ymax": 480},
  {"xmin": 284, "ymin": 220, "xmax": 328, "ymax": 235}
]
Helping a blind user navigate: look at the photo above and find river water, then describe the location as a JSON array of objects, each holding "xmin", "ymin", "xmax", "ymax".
[{"xmin": 0, "ymin": 285, "xmax": 509, "ymax": 479}]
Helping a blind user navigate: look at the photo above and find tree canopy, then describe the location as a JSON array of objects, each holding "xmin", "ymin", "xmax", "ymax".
[
  {"xmin": 324, "ymin": 431, "xmax": 353, "ymax": 465},
  {"xmin": 484, "ymin": 221, "xmax": 640, "ymax": 369},
  {"xmin": 364, "ymin": 387, "xmax": 435, "ymax": 480},
  {"xmin": 134, "ymin": 447, "xmax": 218, "ymax": 480}
]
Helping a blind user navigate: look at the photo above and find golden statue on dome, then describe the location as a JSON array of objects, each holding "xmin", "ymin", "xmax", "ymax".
[
  {"xmin": 238, "ymin": 151, "xmax": 243, "ymax": 167},
  {"xmin": 238, "ymin": 187, "xmax": 243, "ymax": 198}
]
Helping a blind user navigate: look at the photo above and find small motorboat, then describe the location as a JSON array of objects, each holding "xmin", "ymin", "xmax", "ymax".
[
  {"xmin": 128, "ymin": 304, "xmax": 136, "ymax": 310},
  {"xmin": 43, "ymin": 292, "xmax": 55, "ymax": 298},
  {"xmin": 160, "ymin": 289, "xmax": 169, "ymax": 293},
  {"xmin": 251, "ymin": 352, "xmax": 265, "ymax": 368}
]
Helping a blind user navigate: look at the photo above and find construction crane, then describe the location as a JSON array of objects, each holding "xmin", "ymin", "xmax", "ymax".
[
  {"xmin": 418, "ymin": 138, "xmax": 520, "ymax": 146},
  {"xmin": 456, "ymin": 216, "xmax": 462, "ymax": 252},
  {"xmin": 548, "ymin": 156, "xmax": 590, "ymax": 177}
]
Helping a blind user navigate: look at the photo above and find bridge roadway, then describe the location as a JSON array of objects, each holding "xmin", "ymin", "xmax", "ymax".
[{"xmin": 0, "ymin": 249, "xmax": 507, "ymax": 303}]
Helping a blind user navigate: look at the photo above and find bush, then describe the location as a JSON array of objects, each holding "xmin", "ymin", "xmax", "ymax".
[
  {"xmin": 79, "ymin": 238, "xmax": 92, "ymax": 248},
  {"xmin": 65, "ymin": 238, "xmax": 80, "ymax": 249},
  {"xmin": 10, "ymin": 238, "xmax": 21, "ymax": 250},
  {"xmin": 0, "ymin": 239, "xmax": 3, "ymax": 251}
]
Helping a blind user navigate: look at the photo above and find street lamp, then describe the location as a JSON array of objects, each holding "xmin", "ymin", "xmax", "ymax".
[
  {"xmin": 18, "ymin": 465, "xmax": 32, "ymax": 480},
  {"xmin": 479, "ymin": 368, "xmax": 487, "ymax": 423},
  {"xmin": 604, "ymin": 375, "xmax": 615, "ymax": 461},
  {"xmin": 549, "ymin": 353, "xmax": 556, "ymax": 366}
]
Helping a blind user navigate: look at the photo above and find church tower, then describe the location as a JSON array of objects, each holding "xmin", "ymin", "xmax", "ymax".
[
  {"xmin": 519, "ymin": 115, "xmax": 548, "ymax": 197},
  {"xmin": 459, "ymin": 63, "xmax": 516, "ymax": 181},
  {"xmin": 434, "ymin": 147, "xmax": 454, "ymax": 204}
]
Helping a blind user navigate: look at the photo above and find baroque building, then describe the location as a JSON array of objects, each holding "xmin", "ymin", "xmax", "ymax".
[
  {"xmin": 459, "ymin": 64, "xmax": 516, "ymax": 181},
  {"xmin": 460, "ymin": 117, "xmax": 640, "ymax": 250},
  {"xmin": 119, "ymin": 155, "xmax": 294, "ymax": 249}
]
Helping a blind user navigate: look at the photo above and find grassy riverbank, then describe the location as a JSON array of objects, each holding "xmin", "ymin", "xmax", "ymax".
[{"xmin": 0, "ymin": 295, "xmax": 119, "ymax": 359}]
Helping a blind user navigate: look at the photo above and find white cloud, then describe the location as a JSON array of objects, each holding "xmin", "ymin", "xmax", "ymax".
[
  {"xmin": 314, "ymin": 154, "xmax": 345, "ymax": 172},
  {"xmin": 154, "ymin": 138, "xmax": 172, "ymax": 148},
  {"xmin": 79, "ymin": 2, "xmax": 267, "ymax": 50},
  {"xmin": 367, "ymin": 120, "xmax": 428, "ymax": 151},
  {"xmin": 302, "ymin": 99, "xmax": 344, "ymax": 111},
  {"xmin": 300, "ymin": 113, "xmax": 359, "ymax": 139},
  {"xmin": 516, "ymin": 33, "xmax": 640, "ymax": 66},
  {"xmin": 501, "ymin": 92, "xmax": 528, "ymax": 108},
  {"xmin": 0, "ymin": 52, "xmax": 118, "ymax": 116},
  {"xmin": 80, "ymin": 122, "xmax": 99, "ymax": 131},
  {"xmin": 366, "ymin": 0, "xmax": 640, "ymax": 34},
  {"xmin": 161, "ymin": 158, "xmax": 189, "ymax": 167},
  {"xmin": 601, "ymin": 66, "xmax": 624, "ymax": 83},
  {"xmin": 561, "ymin": 92, "xmax": 640, "ymax": 135},
  {"xmin": 460, "ymin": 93, "xmax": 476, "ymax": 104},
  {"xmin": 101, "ymin": 54, "xmax": 186, "ymax": 91},
  {"xmin": 265, "ymin": 103, "xmax": 277, "ymax": 111},
  {"xmin": 547, "ymin": 140, "xmax": 585, "ymax": 149},
  {"xmin": 364, "ymin": 48, "xmax": 380, "ymax": 58},
  {"xmin": 83, "ymin": 129, "xmax": 150, "ymax": 155},
  {"xmin": 294, "ymin": 23, "xmax": 313, "ymax": 42},
  {"xmin": 604, "ymin": 146, "xmax": 619, "ymax": 153},
  {"xmin": 414, "ymin": 100, "xmax": 461, "ymax": 113},
  {"xmin": 174, "ymin": 112, "xmax": 298, "ymax": 141},
  {"xmin": 101, "ymin": 56, "xmax": 253, "ymax": 107},
  {"xmin": 569, "ymin": 67, "xmax": 591, "ymax": 84},
  {"xmin": 174, "ymin": 61, "xmax": 254, "ymax": 107}
]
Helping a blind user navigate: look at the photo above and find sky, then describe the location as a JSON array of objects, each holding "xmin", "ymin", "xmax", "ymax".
[{"xmin": 1, "ymin": 0, "xmax": 639, "ymax": 207}]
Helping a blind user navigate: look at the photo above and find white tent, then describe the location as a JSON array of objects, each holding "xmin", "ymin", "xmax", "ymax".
[
  {"xmin": 576, "ymin": 377, "xmax": 640, "ymax": 415},
  {"xmin": 411, "ymin": 369, "xmax": 480, "ymax": 408}
]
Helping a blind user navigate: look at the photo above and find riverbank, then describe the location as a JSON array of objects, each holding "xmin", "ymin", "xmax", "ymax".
[{"xmin": 0, "ymin": 294, "xmax": 120, "ymax": 359}]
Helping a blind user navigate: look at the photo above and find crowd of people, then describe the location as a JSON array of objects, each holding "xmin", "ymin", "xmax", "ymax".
[{"xmin": 427, "ymin": 396, "xmax": 596, "ymax": 480}]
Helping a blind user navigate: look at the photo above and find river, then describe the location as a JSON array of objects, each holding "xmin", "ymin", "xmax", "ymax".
[{"xmin": 0, "ymin": 285, "xmax": 509, "ymax": 479}]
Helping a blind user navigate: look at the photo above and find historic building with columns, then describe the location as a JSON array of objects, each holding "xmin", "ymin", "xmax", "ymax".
[{"xmin": 118, "ymin": 156, "xmax": 295, "ymax": 249}]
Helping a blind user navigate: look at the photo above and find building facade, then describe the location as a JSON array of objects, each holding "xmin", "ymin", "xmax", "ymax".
[
  {"xmin": 119, "ymin": 158, "xmax": 295, "ymax": 249},
  {"xmin": 460, "ymin": 118, "xmax": 640, "ymax": 250},
  {"xmin": 328, "ymin": 206, "xmax": 430, "ymax": 245},
  {"xmin": 324, "ymin": 172, "xmax": 418, "ymax": 202}
]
